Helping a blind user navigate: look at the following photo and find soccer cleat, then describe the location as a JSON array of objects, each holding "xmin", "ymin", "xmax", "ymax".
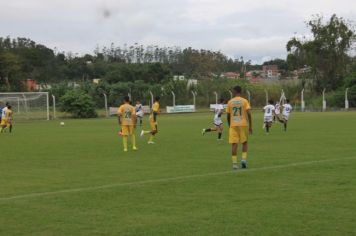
[
  {"xmin": 201, "ymin": 129, "xmax": 206, "ymax": 135},
  {"xmin": 124, "ymin": 149, "xmax": 128, "ymax": 152},
  {"xmin": 148, "ymin": 141, "xmax": 155, "ymax": 144},
  {"xmin": 232, "ymin": 164, "xmax": 239, "ymax": 170},
  {"xmin": 140, "ymin": 130, "xmax": 144, "ymax": 137},
  {"xmin": 217, "ymin": 138, "xmax": 223, "ymax": 141},
  {"xmin": 133, "ymin": 147, "xmax": 138, "ymax": 151},
  {"xmin": 241, "ymin": 160, "xmax": 247, "ymax": 169}
]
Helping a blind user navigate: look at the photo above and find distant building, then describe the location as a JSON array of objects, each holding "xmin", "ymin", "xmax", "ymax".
[
  {"xmin": 93, "ymin": 79, "xmax": 101, "ymax": 84},
  {"xmin": 262, "ymin": 65, "xmax": 280, "ymax": 79},
  {"xmin": 173, "ymin": 75, "xmax": 198, "ymax": 88},
  {"xmin": 173, "ymin": 75, "xmax": 185, "ymax": 81},
  {"xmin": 222, "ymin": 72, "xmax": 240, "ymax": 79},
  {"xmin": 68, "ymin": 82, "xmax": 80, "ymax": 88},
  {"xmin": 187, "ymin": 79, "xmax": 198, "ymax": 87},
  {"xmin": 245, "ymin": 70, "xmax": 263, "ymax": 83},
  {"xmin": 35, "ymin": 84, "xmax": 52, "ymax": 90},
  {"xmin": 24, "ymin": 79, "xmax": 37, "ymax": 91}
]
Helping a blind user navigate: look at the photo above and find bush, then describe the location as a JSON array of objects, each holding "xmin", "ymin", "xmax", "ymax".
[{"xmin": 59, "ymin": 90, "xmax": 98, "ymax": 118}]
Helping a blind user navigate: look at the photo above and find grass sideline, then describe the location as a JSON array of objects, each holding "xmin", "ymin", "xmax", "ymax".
[{"xmin": 1, "ymin": 112, "xmax": 356, "ymax": 235}]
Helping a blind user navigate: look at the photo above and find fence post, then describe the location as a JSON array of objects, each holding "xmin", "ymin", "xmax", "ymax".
[
  {"xmin": 301, "ymin": 89, "xmax": 305, "ymax": 112},
  {"xmin": 52, "ymin": 95, "xmax": 56, "ymax": 119},
  {"xmin": 103, "ymin": 93, "xmax": 108, "ymax": 118},
  {"xmin": 228, "ymin": 90, "xmax": 233, "ymax": 99},
  {"xmin": 246, "ymin": 90, "xmax": 251, "ymax": 106},
  {"xmin": 191, "ymin": 91, "xmax": 196, "ymax": 107},
  {"xmin": 46, "ymin": 92, "xmax": 50, "ymax": 120},
  {"xmin": 128, "ymin": 93, "xmax": 132, "ymax": 101},
  {"xmin": 213, "ymin": 91, "xmax": 218, "ymax": 105},
  {"xmin": 345, "ymin": 88, "xmax": 349, "ymax": 110},
  {"xmin": 322, "ymin": 88, "xmax": 326, "ymax": 112},
  {"xmin": 149, "ymin": 91, "xmax": 154, "ymax": 108},
  {"xmin": 171, "ymin": 91, "xmax": 176, "ymax": 107},
  {"xmin": 264, "ymin": 89, "xmax": 268, "ymax": 105}
]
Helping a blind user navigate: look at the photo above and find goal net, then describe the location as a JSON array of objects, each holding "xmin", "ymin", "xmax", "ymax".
[{"xmin": 0, "ymin": 92, "xmax": 49, "ymax": 120}]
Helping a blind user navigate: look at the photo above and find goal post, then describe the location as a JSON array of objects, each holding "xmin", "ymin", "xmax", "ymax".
[{"xmin": 0, "ymin": 92, "xmax": 50, "ymax": 120}]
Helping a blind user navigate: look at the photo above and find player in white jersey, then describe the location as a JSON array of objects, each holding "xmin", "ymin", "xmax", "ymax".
[
  {"xmin": 135, "ymin": 100, "xmax": 144, "ymax": 126},
  {"xmin": 1, "ymin": 104, "xmax": 8, "ymax": 121},
  {"xmin": 282, "ymin": 99, "xmax": 292, "ymax": 131},
  {"xmin": 202, "ymin": 98, "xmax": 225, "ymax": 140},
  {"xmin": 274, "ymin": 102, "xmax": 281, "ymax": 122},
  {"xmin": 263, "ymin": 100, "xmax": 275, "ymax": 134}
]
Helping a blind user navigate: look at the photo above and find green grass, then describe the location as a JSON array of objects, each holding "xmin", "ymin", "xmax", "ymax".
[{"xmin": 1, "ymin": 111, "xmax": 356, "ymax": 236}]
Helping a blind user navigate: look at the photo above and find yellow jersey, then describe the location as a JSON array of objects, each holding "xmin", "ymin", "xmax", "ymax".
[
  {"xmin": 4, "ymin": 109, "xmax": 12, "ymax": 120},
  {"xmin": 118, "ymin": 103, "xmax": 136, "ymax": 126},
  {"xmin": 150, "ymin": 102, "xmax": 160, "ymax": 121},
  {"xmin": 226, "ymin": 96, "xmax": 250, "ymax": 127}
]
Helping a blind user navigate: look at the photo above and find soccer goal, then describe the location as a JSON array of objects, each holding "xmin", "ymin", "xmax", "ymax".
[{"xmin": 0, "ymin": 92, "xmax": 49, "ymax": 120}]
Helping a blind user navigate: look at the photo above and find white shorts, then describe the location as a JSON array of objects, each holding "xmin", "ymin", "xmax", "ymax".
[
  {"xmin": 275, "ymin": 110, "xmax": 280, "ymax": 115},
  {"xmin": 214, "ymin": 118, "xmax": 223, "ymax": 126},
  {"xmin": 136, "ymin": 112, "xmax": 143, "ymax": 118},
  {"xmin": 282, "ymin": 114, "xmax": 289, "ymax": 121},
  {"xmin": 264, "ymin": 116, "xmax": 273, "ymax": 123}
]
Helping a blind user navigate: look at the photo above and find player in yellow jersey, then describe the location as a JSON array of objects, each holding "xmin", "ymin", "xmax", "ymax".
[
  {"xmin": 1, "ymin": 105, "xmax": 13, "ymax": 133},
  {"xmin": 226, "ymin": 86, "xmax": 252, "ymax": 170},
  {"xmin": 140, "ymin": 96, "xmax": 160, "ymax": 144},
  {"xmin": 118, "ymin": 96, "xmax": 137, "ymax": 152}
]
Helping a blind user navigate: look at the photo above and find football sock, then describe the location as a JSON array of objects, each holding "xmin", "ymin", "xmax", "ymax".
[
  {"xmin": 218, "ymin": 132, "xmax": 222, "ymax": 139},
  {"xmin": 205, "ymin": 128, "xmax": 211, "ymax": 132},
  {"xmin": 284, "ymin": 123, "xmax": 287, "ymax": 131},
  {"xmin": 140, "ymin": 120, "xmax": 142, "ymax": 126},
  {"xmin": 131, "ymin": 135, "xmax": 136, "ymax": 148},
  {"xmin": 149, "ymin": 135, "xmax": 154, "ymax": 142},
  {"xmin": 242, "ymin": 152, "xmax": 247, "ymax": 162},
  {"xmin": 232, "ymin": 155, "xmax": 237, "ymax": 164},
  {"xmin": 9, "ymin": 125, "xmax": 12, "ymax": 133},
  {"xmin": 123, "ymin": 136, "xmax": 128, "ymax": 150},
  {"xmin": 266, "ymin": 125, "xmax": 269, "ymax": 133}
]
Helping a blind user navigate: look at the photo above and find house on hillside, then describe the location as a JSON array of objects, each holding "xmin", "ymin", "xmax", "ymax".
[
  {"xmin": 262, "ymin": 65, "xmax": 280, "ymax": 79},
  {"xmin": 24, "ymin": 79, "xmax": 37, "ymax": 91},
  {"xmin": 245, "ymin": 70, "xmax": 264, "ymax": 83},
  {"xmin": 222, "ymin": 72, "xmax": 240, "ymax": 79}
]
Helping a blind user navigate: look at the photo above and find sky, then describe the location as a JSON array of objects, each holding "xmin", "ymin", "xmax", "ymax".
[{"xmin": 1, "ymin": 0, "xmax": 355, "ymax": 63}]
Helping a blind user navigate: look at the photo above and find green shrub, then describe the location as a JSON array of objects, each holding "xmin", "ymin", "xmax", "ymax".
[{"xmin": 59, "ymin": 90, "xmax": 97, "ymax": 118}]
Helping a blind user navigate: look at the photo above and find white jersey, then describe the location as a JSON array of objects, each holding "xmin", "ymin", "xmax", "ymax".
[
  {"xmin": 1, "ymin": 107, "xmax": 7, "ymax": 118},
  {"xmin": 213, "ymin": 104, "xmax": 224, "ymax": 126},
  {"xmin": 263, "ymin": 104, "xmax": 275, "ymax": 117},
  {"xmin": 275, "ymin": 103, "xmax": 281, "ymax": 114},
  {"xmin": 282, "ymin": 104, "xmax": 292, "ymax": 117},
  {"xmin": 135, "ymin": 104, "xmax": 144, "ymax": 117}
]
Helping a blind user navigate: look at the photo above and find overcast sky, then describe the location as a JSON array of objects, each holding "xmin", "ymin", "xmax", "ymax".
[{"xmin": 1, "ymin": 0, "xmax": 355, "ymax": 63}]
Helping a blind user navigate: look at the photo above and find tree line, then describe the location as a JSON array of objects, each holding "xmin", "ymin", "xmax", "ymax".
[
  {"xmin": 0, "ymin": 14, "xmax": 355, "ymax": 117},
  {"xmin": 0, "ymin": 38, "xmax": 255, "ymax": 91}
]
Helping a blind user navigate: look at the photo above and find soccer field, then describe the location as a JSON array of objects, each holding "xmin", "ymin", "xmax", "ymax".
[{"xmin": 1, "ymin": 111, "xmax": 356, "ymax": 235}]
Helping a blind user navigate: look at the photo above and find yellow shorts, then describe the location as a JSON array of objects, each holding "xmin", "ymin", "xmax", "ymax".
[
  {"xmin": 121, "ymin": 125, "xmax": 134, "ymax": 136},
  {"xmin": 229, "ymin": 126, "xmax": 248, "ymax": 144},
  {"xmin": 0, "ymin": 119, "xmax": 9, "ymax": 127},
  {"xmin": 150, "ymin": 120, "xmax": 157, "ymax": 131}
]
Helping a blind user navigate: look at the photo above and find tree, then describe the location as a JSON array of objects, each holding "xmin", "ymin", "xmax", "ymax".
[
  {"xmin": 59, "ymin": 90, "xmax": 97, "ymax": 118},
  {"xmin": 286, "ymin": 14, "xmax": 355, "ymax": 91}
]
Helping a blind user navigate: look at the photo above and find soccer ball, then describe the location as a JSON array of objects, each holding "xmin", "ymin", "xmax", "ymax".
[{"xmin": 60, "ymin": 122, "xmax": 65, "ymax": 126}]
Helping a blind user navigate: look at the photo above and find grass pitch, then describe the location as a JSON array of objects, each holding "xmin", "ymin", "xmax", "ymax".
[{"xmin": 1, "ymin": 111, "xmax": 356, "ymax": 235}]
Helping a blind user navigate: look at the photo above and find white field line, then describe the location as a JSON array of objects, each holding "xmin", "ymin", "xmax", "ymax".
[{"xmin": 1, "ymin": 156, "xmax": 355, "ymax": 202}]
